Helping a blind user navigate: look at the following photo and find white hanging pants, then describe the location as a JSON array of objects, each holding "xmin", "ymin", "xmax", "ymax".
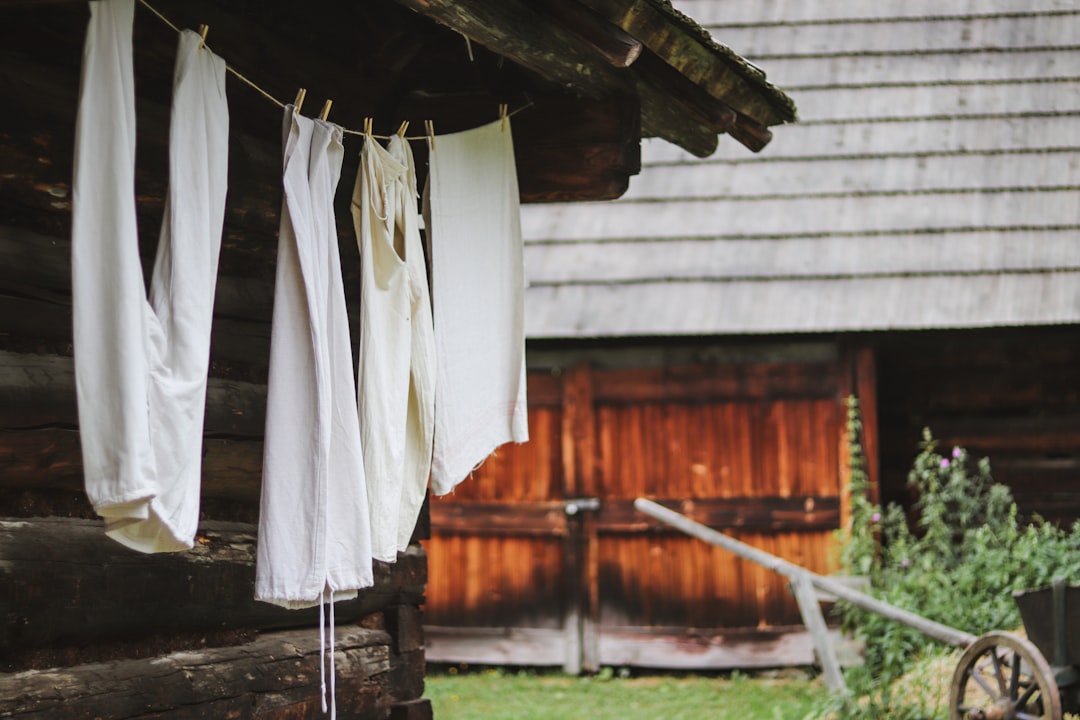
[
  {"xmin": 256, "ymin": 107, "xmax": 374, "ymax": 609},
  {"xmin": 352, "ymin": 135, "xmax": 436, "ymax": 562},
  {"xmin": 424, "ymin": 119, "xmax": 530, "ymax": 496},
  {"xmin": 72, "ymin": 0, "xmax": 229, "ymax": 553}
]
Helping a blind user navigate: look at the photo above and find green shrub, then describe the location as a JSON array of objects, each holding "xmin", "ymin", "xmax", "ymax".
[{"xmin": 829, "ymin": 397, "xmax": 1080, "ymax": 717}]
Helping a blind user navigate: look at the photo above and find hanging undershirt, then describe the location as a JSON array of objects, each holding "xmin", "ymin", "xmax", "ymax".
[
  {"xmin": 423, "ymin": 119, "xmax": 530, "ymax": 496},
  {"xmin": 72, "ymin": 0, "xmax": 229, "ymax": 553},
  {"xmin": 352, "ymin": 135, "xmax": 436, "ymax": 562}
]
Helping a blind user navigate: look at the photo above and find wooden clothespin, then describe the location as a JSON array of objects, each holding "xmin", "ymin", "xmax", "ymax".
[
  {"xmin": 293, "ymin": 88, "xmax": 307, "ymax": 115},
  {"xmin": 198, "ymin": 24, "xmax": 209, "ymax": 50},
  {"xmin": 396, "ymin": 121, "xmax": 410, "ymax": 139},
  {"xmin": 363, "ymin": 117, "xmax": 374, "ymax": 137},
  {"xmin": 425, "ymin": 119, "xmax": 435, "ymax": 151},
  {"xmin": 499, "ymin": 103, "xmax": 508, "ymax": 133},
  {"xmin": 319, "ymin": 99, "xmax": 333, "ymax": 122}
]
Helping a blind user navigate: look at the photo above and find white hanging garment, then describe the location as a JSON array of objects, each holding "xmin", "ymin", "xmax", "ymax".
[
  {"xmin": 352, "ymin": 135, "xmax": 436, "ymax": 562},
  {"xmin": 256, "ymin": 107, "xmax": 374, "ymax": 609},
  {"xmin": 423, "ymin": 119, "xmax": 529, "ymax": 496},
  {"xmin": 72, "ymin": 0, "xmax": 228, "ymax": 553}
]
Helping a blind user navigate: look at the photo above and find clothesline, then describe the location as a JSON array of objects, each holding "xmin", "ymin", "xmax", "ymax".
[{"xmin": 134, "ymin": 0, "xmax": 532, "ymax": 142}]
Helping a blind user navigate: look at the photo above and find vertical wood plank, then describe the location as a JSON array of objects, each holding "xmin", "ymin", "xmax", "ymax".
[
  {"xmin": 791, "ymin": 573, "xmax": 847, "ymax": 693},
  {"xmin": 561, "ymin": 363, "xmax": 600, "ymax": 673},
  {"xmin": 855, "ymin": 346, "xmax": 881, "ymax": 506}
]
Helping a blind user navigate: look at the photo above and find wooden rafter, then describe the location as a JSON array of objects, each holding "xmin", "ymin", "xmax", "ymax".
[{"xmin": 576, "ymin": 0, "xmax": 795, "ymax": 127}]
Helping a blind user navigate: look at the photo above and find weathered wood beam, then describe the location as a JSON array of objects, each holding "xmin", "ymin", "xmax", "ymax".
[
  {"xmin": 429, "ymin": 496, "xmax": 840, "ymax": 535},
  {"xmin": 632, "ymin": 74, "xmax": 718, "ymax": 157},
  {"xmin": 0, "ymin": 517, "xmax": 426, "ymax": 662},
  {"xmin": 392, "ymin": 0, "xmax": 630, "ymax": 101},
  {"xmin": 728, "ymin": 113, "xmax": 774, "ymax": 153},
  {"xmin": 425, "ymin": 624, "xmax": 861, "ymax": 670},
  {"xmin": 589, "ymin": 362, "xmax": 840, "ymax": 403},
  {"xmin": 576, "ymin": 0, "xmax": 794, "ymax": 127},
  {"xmin": 0, "ymin": 624, "xmax": 422, "ymax": 719},
  {"xmin": 390, "ymin": 0, "xmax": 747, "ymax": 156},
  {"xmin": 633, "ymin": 49, "xmax": 736, "ymax": 133},
  {"xmin": 531, "ymin": 0, "xmax": 642, "ymax": 68}
]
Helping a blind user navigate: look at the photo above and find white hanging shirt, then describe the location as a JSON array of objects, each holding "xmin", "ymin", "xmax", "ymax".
[
  {"xmin": 256, "ymin": 107, "xmax": 374, "ymax": 609},
  {"xmin": 424, "ymin": 119, "xmax": 530, "ymax": 496},
  {"xmin": 72, "ymin": 0, "xmax": 228, "ymax": 553},
  {"xmin": 352, "ymin": 135, "xmax": 436, "ymax": 562}
]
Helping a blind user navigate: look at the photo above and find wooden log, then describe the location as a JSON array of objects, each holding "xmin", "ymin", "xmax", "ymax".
[
  {"xmin": 0, "ymin": 517, "xmax": 426, "ymax": 663},
  {"xmin": 632, "ymin": 49, "xmax": 737, "ymax": 133},
  {"xmin": 0, "ymin": 625, "xmax": 415, "ymax": 719},
  {"xmin": 0, "ymin": 428, "xmax": 266, "ymax": 519},
  {"xmin": 531, "ymin": 0, "xmax": 642, "ymax": 68},
  {"xmin": 727, "ymin": 113, "xmax": 774, "ymax": 153},
  {"xmin": 0, "ymin": 351, "xmax": 266, "ymax": 436}
]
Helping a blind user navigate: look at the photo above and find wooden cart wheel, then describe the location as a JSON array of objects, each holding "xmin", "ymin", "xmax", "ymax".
[{"xmin": 950, "ymin": 631, "xmax": 1062, "ymax": 720}]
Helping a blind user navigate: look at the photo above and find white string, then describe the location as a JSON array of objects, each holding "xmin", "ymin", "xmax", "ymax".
[
  {"xmin": 318, "ymin": 588, "xmax": 328, "ymax": 714},
  {"xmin": 136, "ymin": 0, "xmax": 531, "ymax": 141},
  {"xmin": 329, "ymin": 596, "xmax": 337, "ymax": 720}
]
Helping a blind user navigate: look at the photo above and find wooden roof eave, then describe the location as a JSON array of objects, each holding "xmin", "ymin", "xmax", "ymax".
[
  {"xmin": 577, "ymin": 0, "xmax": 797, "ymax": 129},
  {"xmin": 392, "ymin": 0, "xmax": 787, "ymax": 157}
]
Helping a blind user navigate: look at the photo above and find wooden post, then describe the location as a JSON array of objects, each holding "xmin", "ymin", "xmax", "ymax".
[
  {"xmin": 790, "ymin": 574, "xmax": 847, "ymax": 693},
  {"xmin": 854, "ymin": 347, "xmax": 881, "ymax": 506}
]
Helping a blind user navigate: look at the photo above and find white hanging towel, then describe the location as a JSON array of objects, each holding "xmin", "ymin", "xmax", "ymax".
[
  {"xmin": 352, "ymin": 135, "xmax": 436, "ymax": 562},
  {"xmin": 256, "ymin": 107, "xmax": 374, "ymax": 609},
  {"xmin": 424, "ymin": 118, "xmax": 529, "ymax": 496},
  {"xmin": 72, "ymin": 0, "xmax": 228, "ymax": 553}
]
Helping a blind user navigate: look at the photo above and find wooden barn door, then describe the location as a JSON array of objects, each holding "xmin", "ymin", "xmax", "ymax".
[{"xmin": 425, "ymin": 352, "xmax": 853, "ymax": 672}]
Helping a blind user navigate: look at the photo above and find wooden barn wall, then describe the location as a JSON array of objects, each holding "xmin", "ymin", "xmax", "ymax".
[
  {"xmin": 425, "ymin": 342, "xmax": 855, "ymax": 671},
  {"xmin": 0, "ymin": 6, "xmax": 429, "ymax": 718},
  {"xmin": 876, "ymin": 325, "xmax": 1080, "ymax": 528}
]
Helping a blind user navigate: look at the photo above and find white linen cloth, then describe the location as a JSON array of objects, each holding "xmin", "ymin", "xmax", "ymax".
[
  {"xmin": 72, "ymin": 0, "xmax": 228, "ymax": 553},
  {"xmin": 256, "ymin": 107, "xmax": 374, "ymax": 609},
  {"xmin": 352, "ymin": 135, "xmax": 436, "ymax": 562},
  {"xmin": 424, "ymin": 118, "xmax": 529, "ymax": 496}
]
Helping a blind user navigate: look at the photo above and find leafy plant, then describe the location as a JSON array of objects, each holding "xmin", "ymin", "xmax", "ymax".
[{"xmin": 828, "ymin": 397, "xmax": 1080, "ymax": 717}]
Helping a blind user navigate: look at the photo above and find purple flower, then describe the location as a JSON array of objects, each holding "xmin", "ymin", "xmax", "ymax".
[
  {"xmin": 952, "ymin": 447, "xmax": 962, "ymax": 459},
  {"xmin": 940, "ymin": 458, "xmax": 950, "ymax": 469},
  {"xmin": 871, "ymin": 512, "xmax": 881, "ymax": 523},
  {"xmin": 901, "ymin": 558, "xmax": 909, "ymax": 568}
]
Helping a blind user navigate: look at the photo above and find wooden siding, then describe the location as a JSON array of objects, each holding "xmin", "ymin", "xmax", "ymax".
[
  {"xmin": 520, "ymin": 0, "xmax": 1080, "ymax": 337},
  {"xmin": 424, "ymin": 352, "xmax": 847, "ymax": 669},
  {"xmin": 876, "ymin": 326, "xmax": 1080, "ymax": 527}
]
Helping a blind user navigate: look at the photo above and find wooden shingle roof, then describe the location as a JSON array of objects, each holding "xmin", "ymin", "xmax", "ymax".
[{"xmin": 521, "ymin": 0, "xmax": 1080, "ymax": 337}]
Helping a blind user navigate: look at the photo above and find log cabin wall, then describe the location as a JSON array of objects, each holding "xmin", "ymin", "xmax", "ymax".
[
  {"xmin": 0, "ymin": 5, "xmax": 429, "ymax": 718},
  {"xmin": 425, "ymin": 340, "xmax": 857, "ymax": 672}
]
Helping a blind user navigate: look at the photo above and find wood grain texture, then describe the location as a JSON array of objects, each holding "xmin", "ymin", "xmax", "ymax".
[
  {"xmin": 0, "ymin": 517, "xmax": 426, "ymax": 663},
  {"xmin": 0, "ymin": 625, "xmax": 423, "ymax": 720},
  {"xmin": 425, "ymin": 361, "xmax": 845, "ymax": 659}
]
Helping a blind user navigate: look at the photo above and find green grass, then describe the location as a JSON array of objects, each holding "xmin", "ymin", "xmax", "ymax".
[{"xmin": 424, "ymin": 666, "xmax": 830, "ymax": 720}]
